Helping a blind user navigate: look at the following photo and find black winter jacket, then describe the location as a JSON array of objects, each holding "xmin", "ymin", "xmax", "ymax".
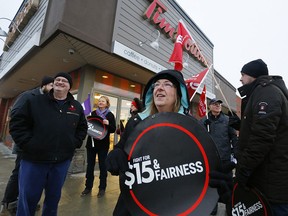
[
  {"xmin": 200, "ymin": 112, "xmax": 238, "ymax": 161},
  {"xmin": 9, "ymin": 90, "xmax": 88, "ymax": 163},
  {"xmin": 10, "ymin": 87, "xmax": 43, "ymax": 154},
  {"xmin": 237, "ymin": 75, "xmax": 288, "ymax": 203},
  {"xmin": 85, "ymin": 110, "xmax": 116, "ymax": 151}
]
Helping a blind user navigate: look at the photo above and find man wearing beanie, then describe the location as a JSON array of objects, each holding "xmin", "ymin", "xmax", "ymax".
[
  {"xmin": 0, "ymin": 75, "xmax": 54, "ymax": 215},
  {"xmin": 41, "ymin": 76, "xmax": 54, "ymax": 89},
  {"xmin": 54, "ymin": 72, "xmax": 73, "ymax": 89},
  {"xmin": 236, "ymin": 59, "xmax": 288, "ymax": 215},
  {"xmin": 9, "ymin": 72, "xmax": 87, "ymax": 215}
]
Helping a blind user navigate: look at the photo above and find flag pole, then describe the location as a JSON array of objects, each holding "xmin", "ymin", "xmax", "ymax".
[
  {"xmin": 204, "ymin": 87, "xmax": 210, "ymax": 132},
  {"xmin": 211, "ymin": 71, "xmax": 233, "ymax": 113}
]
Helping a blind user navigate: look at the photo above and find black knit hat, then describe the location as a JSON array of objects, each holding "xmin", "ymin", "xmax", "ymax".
[
  {"xmin": 54, "ymin": 72, "xmax": 73, "ymax": 89},
  {"xmin": 41, "ymin": 76, "xmax": 54, "ymax": 87},
  {"xmin": 241, "ymin": 59, "xmax": 268, "ymax": 78}
]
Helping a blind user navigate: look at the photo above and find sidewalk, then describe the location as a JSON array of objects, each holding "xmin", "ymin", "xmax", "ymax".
[
  {"xmin": 0, "ymin": 143, "xmax": 226, "ymax": 215},
  {"xmin": 0, "ymin": 143, "xmax": 119, "ymax": 216}
]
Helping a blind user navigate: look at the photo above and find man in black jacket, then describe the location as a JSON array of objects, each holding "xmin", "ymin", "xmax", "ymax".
[
  {"xmin": 200, "ymin": 98, "xmax": 238, "ymax": 215},
  {"xmin": 236, "ymin": 59, "xmax": 288, "ymax": 216},
  {"xmin": 9, "ymin": 72, "xmax": 87, "ymax": 216},
  {"xmin": 0, "ymin": 76, "xmax": 54, "ymax": 215}
]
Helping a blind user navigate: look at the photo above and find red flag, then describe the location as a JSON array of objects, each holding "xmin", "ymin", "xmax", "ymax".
[
  {"xmin": 198, "ymin": 85, "xmax": 207, "ymax": 117},
  {"xmin": 169, "ymin": 20, "xmax": 193, "ymax": 71},
  {"xmin": 185, "ymin": 68, "xmax": 209, "ymax": 101}
]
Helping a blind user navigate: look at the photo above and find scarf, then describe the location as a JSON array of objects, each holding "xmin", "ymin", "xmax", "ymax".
[{"xmin": 96, "ymin": 108, "xmax": 110, "ymax": 119}]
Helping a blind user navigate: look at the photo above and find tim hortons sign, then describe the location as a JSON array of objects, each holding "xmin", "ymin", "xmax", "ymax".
[
  {"xmin": 143, "ymin": 0, "xmax": 207, "ymax": 67},
  {"xmin": 3, "ymin": 0, "xmax": 39, "ymax": 51}
]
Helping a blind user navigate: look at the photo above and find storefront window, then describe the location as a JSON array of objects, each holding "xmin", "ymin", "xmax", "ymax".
[{"xmin": 94, "ymin": 70, "xmax": 142, "ymax": 98}]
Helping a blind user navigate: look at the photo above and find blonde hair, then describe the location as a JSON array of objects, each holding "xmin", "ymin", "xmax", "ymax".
[
  {"xmin": 149, "ymin": 94, "xmax": 181, "ymax": 115},
  {"xmin": 99, "ymin": 95, "xmax": 110, "ymax": 108}
]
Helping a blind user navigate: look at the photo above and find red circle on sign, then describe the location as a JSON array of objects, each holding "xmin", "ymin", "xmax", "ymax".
[
  {"xmin": 87, "ymin": 116, "xmax": 107, "ymax": 140},
  {"xmin": 127, "ymin": 123, "xmax": 210, "ymax": 216}
]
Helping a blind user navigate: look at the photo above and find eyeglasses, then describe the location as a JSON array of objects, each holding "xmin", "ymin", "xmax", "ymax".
[
  {"xmin": 54, "ymin": 78, "xmax": 69, "ymax": 83},
  {"xmin": 152, "ymin": 81, "xmax": 175, "ymax": 90}
]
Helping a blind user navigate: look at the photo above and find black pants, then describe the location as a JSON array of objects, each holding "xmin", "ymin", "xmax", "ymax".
[
  {"xmin": 85, "ymin": 147, "xmax": 109, "ymax": 190},
  {"xmin": 2, "ymin": 154, "xmax": 21, "ymax": 204}
]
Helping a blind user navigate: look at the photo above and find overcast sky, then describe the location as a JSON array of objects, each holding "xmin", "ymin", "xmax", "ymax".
[
  {"xmin": 176, "ymin": 0, "xmax": 288, "ymax": 89},
  {"xmin": 1, "ymin": 0, "xmax": 288, "ymax": 90}
]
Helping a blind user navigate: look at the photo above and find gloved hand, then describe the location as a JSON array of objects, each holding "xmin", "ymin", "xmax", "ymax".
[
  {"xmin": 204, "ymin": 118, "xmax": 212, "ymax": 126},
  {"xmin": 105, "ymin": 148, "xmax": 128, "ymax": 176},
  {"xmin": 228, "ymin": 111, "xmax": 241, "ymax": 130},
  {"xmin": 209, "ymin": 161, "xmax": 236, "ymax": 204},
  {"xmin": 235, "ymin": 168, "xmax": 250, "ymax": 190}
]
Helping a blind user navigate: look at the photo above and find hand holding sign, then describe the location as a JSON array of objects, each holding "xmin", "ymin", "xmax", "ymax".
[{"xmin": 87, "ymin": 116, "xmax": 107, "ymax": 140}]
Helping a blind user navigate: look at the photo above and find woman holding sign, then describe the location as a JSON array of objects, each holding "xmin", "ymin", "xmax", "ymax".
[
  {"xmin": 106, "ymin": 69, "xmax": 232, "ymax": 216},
  {"xmin": 82, "ymin": 96, "xmax": 116, "ymax": 198}
]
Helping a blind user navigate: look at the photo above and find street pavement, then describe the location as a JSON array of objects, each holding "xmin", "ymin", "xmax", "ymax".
[{"xmin": 0, "ymin": 143, "xmax": 226, "ymax": 216}]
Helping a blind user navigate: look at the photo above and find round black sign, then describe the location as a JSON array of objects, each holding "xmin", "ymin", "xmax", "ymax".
[
  {"xmin": 232, "ymin": 183, "xmax": 273, "ymax": 216},
  {"xmin": 121, "ymin": 112, "xmax": 221, "ymax": 216},
  {"xmin": 87, "ymin": 116, "xmax": 107, "ymax": 140}
]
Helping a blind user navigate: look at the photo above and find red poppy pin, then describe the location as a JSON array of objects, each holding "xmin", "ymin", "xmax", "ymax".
[{"xmin": 68, "ymin": 105, "xmax": 76, "ymax": 112}]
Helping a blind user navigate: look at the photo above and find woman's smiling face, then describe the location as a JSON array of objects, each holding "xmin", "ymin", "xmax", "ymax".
[{"xmin": 153, "ymin": 79, "xmax": 177, "ymax": 113}]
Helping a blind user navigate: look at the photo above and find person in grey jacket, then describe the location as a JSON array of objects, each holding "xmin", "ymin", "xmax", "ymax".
[
  {"xmin": 200, "ymin": 98, "xmax": 238, "ymax": 215},
  {"xmin": 236, "ymin": 59, "xmax": 288, "ymax": 216},
  {"xmin": 200, "ymin": 99, "xmax": 238, "ymax": 163},
  {"xmin": 9, "ymin": 72, "xmax": 87, "ymax": 216},
  {"xmin": 0, "ymin": 76, "xmax": 54, "ymax": 215}
]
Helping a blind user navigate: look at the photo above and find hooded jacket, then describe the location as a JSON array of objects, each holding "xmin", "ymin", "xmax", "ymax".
[
  {"xmin": 9, "ymin": 90, "xmax": 88, "ymax": 163},
  {"xmin": 236, "ymin": 75, "xmax": 288, "ymax": 203},
  {"xmin": 111, "ymin": 70, "xmax": 192, "ymax": 216},
  {"xmin": 116, "ymin": 69, "xmax": 190, "ymax": 150}
]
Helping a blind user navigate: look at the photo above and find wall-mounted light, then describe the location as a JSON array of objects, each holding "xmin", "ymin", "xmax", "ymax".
[
  {"xmin": 0, "ymin": 27, "xmax": 8, "ymax": 37},
  {"xmin": 0, "ymin": 17, "xmax": 31, "ymax": 38},
  {"xmin": 0, "ymin": 38, "xmax": 18, "ymax": 52},
  {"xmin": 139, "ymin": 29, "xmax": 160, "ymax": 51}
]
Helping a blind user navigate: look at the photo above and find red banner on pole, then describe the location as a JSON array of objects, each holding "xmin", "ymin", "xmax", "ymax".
[
  {"xmin": 169, "ymin": 20, "xmax": 193, "ymax": 71},
  {"xmin": 185, "ymin": 68, "xmax": 209, "ymax": 101},
  {"xmin": 198, "ymin": 85, "xmax": 207, "ymax": 117}
]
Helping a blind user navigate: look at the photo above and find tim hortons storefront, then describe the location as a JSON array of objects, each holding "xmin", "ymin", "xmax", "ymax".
[{"xmin": 0, "ymin": 0, "xmax": 237, "ymax": 172}]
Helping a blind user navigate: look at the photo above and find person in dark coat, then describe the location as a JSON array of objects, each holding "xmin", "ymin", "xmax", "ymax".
[
  {"xmin": 236, "ymin": 59, "xmax": 288, "ymax": 216},
  {"xmin": 81, "ymin": 95, "xmax": 116, "ymax": 198},
  {"xmin": 9, "ymin": 72, "xmax": 88, "ymax": 216},
  {"xmin": 105, "ymin": 69, "xmax": 233, "ymax": 216},
  {"xmin": 0, "ymin": 76, "xmax": 54, "ymax": 215},
  {"xmin": 106, "ymin": 69, "xmax": 191, "ymax": 215},
  {"xmin": 200, "ymin": 98, "xmax": 238, "ymax": 215}
]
